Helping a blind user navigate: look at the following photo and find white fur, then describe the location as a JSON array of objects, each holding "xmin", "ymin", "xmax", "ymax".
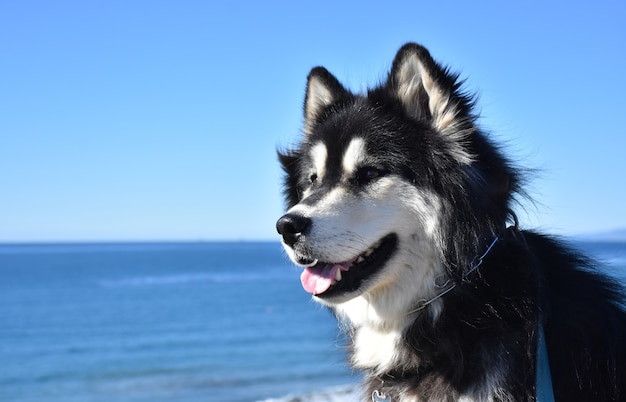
[
  {"xmin": 285, "ymin": 173, "xmax": 447, "ymax": 374},
  {"xmin": 310, "ymin": 142, "xmax": 328, "ymax": 181},
  {"xmin": 351, "ymin": 326, "xmax": 402, "ymax": 372},
  {"xmin": 342, "ymin": 138, "xmax": 368, "ymax": 176},
  {"xmin": 332, "ymin": 182, "xmax": 445, "ymax": 374}
]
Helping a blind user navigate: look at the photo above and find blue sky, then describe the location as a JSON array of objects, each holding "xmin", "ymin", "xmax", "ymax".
[{"xmin": 1, "ymin": 1, "xmax": 624, "ymax": 242}]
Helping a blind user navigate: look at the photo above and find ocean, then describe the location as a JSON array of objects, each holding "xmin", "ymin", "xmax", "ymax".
[{"xmin": 1, "ymin": 240, "xmax": 625, "ymax": 402}]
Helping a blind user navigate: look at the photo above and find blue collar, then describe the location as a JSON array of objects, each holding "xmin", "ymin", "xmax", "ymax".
[{"xmin": 536, "ymin": 320, "xmax": 555, "ymax": 401}]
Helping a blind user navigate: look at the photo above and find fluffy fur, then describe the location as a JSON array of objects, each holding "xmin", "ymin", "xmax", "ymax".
[{"xmin": 276, "ymin": 43, "xmax": 626, "ymax": 401}]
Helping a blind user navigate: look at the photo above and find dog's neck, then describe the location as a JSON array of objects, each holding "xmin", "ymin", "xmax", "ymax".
[
  {"xmin": 336, "ymin": 234, "xmax": 504, "ymax": 377},
  {"xmin": 335, "ymin": 295, "xmax": 429, "ymax": 376},
  {"xmin": 351, "ymin": 324, "xmax": 407, "ymax": 374}
]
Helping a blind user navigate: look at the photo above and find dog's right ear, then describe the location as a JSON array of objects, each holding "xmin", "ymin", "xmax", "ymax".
[{"xmin": 304, "ymin": 67, "xmax": 351, "ymax": 134}]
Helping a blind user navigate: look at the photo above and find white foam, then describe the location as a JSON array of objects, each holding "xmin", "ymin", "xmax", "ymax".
[
  {"xmin": 98, "ymin": 269, "xmax": 298, "ymax": 287},
  {"xmin": 258, "ymin": 384, "xmax": 360, "ymax": 402}
]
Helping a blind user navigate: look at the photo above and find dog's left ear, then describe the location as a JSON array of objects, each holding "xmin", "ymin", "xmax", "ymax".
[{"xmin": 389, "ymin": 43, "xmax": 460, "ymax": 133}]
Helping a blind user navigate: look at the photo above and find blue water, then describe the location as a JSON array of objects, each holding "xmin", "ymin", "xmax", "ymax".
[
  {"xmin": 0, "ymin": 240, "xmax": 624, "ymax": 402},
  {"xmin": 0, "ymin": 242, "xmax": 357, "ymax": 402}
]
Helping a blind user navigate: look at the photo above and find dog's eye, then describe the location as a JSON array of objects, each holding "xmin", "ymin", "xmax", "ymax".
[
  {"xmin": 356, "ymin": 167, "xmax": 384, "ymax": 185},
  {"xmin": 309, "ymin": 173, "xmax": 318, "ymax": 184}
]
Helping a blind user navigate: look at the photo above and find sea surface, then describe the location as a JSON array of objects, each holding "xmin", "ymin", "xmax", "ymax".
[{"xmin": 1, "ymin": 240, "xmax": 625, "ymax": 402}]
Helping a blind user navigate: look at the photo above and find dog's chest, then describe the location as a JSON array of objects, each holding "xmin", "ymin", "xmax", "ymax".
[{"xmin": 351, "ymin": 327, "xmax": 404, "ymax": 373}]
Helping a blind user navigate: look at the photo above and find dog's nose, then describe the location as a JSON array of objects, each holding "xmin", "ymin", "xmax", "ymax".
[{"xmin": 276, "ymin": 213, "xmax": 311, "ymax": 246}]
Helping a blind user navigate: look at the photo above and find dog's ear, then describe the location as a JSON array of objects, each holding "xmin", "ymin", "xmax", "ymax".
[
  {"xmin": 304, "ymin": 67, "xmax": 351, "ymax": 133},
  {"xmin": 389, "ymin": 43, "xmax": 460, "ymax": 133},
  {"xmin": 389, "ymin": 43, "xmax": 474, "ymax": 164}
]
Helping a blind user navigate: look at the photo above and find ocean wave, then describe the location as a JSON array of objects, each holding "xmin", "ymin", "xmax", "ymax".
[
  {"xmin": 606, "ymin": 257, "xmax": 626, "ymax": 268},
  {"xmin": 258, "ymin": 385, "xmax": 360, "ymax": 402},
  {"xmin": 98, "ymin": 271, "xmax": 297, "ymax": 287},
  {"xmin": 99, "ymin": 273, "xmax": 215, "ymax": 287}
]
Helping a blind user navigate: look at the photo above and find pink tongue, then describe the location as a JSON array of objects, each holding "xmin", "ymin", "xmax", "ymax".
[{"xmin": 300, "ymin": 263, "xmax": 347, "ymax": 295}]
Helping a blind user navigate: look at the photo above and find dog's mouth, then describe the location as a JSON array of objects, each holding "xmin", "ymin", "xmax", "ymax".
[{"xmin": 298, "ymin": 234, "xmax": 397, "ymax": 299}]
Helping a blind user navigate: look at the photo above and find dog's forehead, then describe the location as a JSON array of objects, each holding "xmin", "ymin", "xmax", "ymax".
[
  {"xmin": 342, "ymin": 138, "xmax": 370, "ymax": 174},
  {"xmin": 307, "ymin": 137, "xmax": 375, "ymax": 178},
  {"xmin": 310, "ymin": 141, "xmax": 328, "ymax": 178}
]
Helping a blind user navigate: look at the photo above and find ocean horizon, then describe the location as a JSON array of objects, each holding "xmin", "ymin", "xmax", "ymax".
[{"xmin": 1, "ymin": 239, "xmax": 625, "ymax": 401}]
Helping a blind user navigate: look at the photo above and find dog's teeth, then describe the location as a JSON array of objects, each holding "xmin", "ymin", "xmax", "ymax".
[
  {"xmin": 335, "ymin": 269, "xmax": 342, "ymax": 281},
  {"xmin": 364, "ymin": 242, "xmax": 380, "ymax": 258},
  {"xmin": 352, "ymin": 241, "xmax": 381, "ymax": 263}
]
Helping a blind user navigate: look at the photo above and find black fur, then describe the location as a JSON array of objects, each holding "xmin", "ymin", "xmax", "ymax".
[{"xmin": 278, "ymin": 43, "xmax": 626, "ymax": 401}]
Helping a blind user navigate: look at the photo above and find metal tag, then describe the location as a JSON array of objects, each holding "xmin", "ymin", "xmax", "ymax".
[{"xmin": 372, "ymin": 389, "xmax": 391, "ymax": 402}]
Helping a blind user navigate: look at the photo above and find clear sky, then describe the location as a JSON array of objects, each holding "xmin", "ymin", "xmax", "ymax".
[{"xmin": 1, "ymin": 1, "xmax": 625, "ymax": 242}]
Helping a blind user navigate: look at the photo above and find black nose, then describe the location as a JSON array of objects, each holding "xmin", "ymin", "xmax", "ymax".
[{"xmin": 276, "ymin": 213, "xmax": 311, "ymax": 246}]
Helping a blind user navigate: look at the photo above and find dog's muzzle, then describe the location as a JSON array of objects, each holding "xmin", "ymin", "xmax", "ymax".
[{"xmin": 276, "ymin": 213, "xmax": 311, "ymax": 247}]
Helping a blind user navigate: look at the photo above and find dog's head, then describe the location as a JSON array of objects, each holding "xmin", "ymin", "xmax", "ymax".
[{"xmin": 277, "ymin": 43, "xmax": 517, "ymax": 324}]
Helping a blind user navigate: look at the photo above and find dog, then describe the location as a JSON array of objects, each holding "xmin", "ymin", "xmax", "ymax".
[{"xmin": 276, "ymin": 43, "xmax": 626, "ymax": 401}]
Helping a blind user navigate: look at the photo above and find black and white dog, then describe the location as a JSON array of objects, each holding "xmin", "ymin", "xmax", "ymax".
[{"xmin": 276, "ymin": 43, "xmax": 626, "ymax": 401}]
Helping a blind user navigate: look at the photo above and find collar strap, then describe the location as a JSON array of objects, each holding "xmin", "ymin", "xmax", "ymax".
[{"xmin": 406, "ymin": 235, "xmax": 500, "ymax": 315}]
